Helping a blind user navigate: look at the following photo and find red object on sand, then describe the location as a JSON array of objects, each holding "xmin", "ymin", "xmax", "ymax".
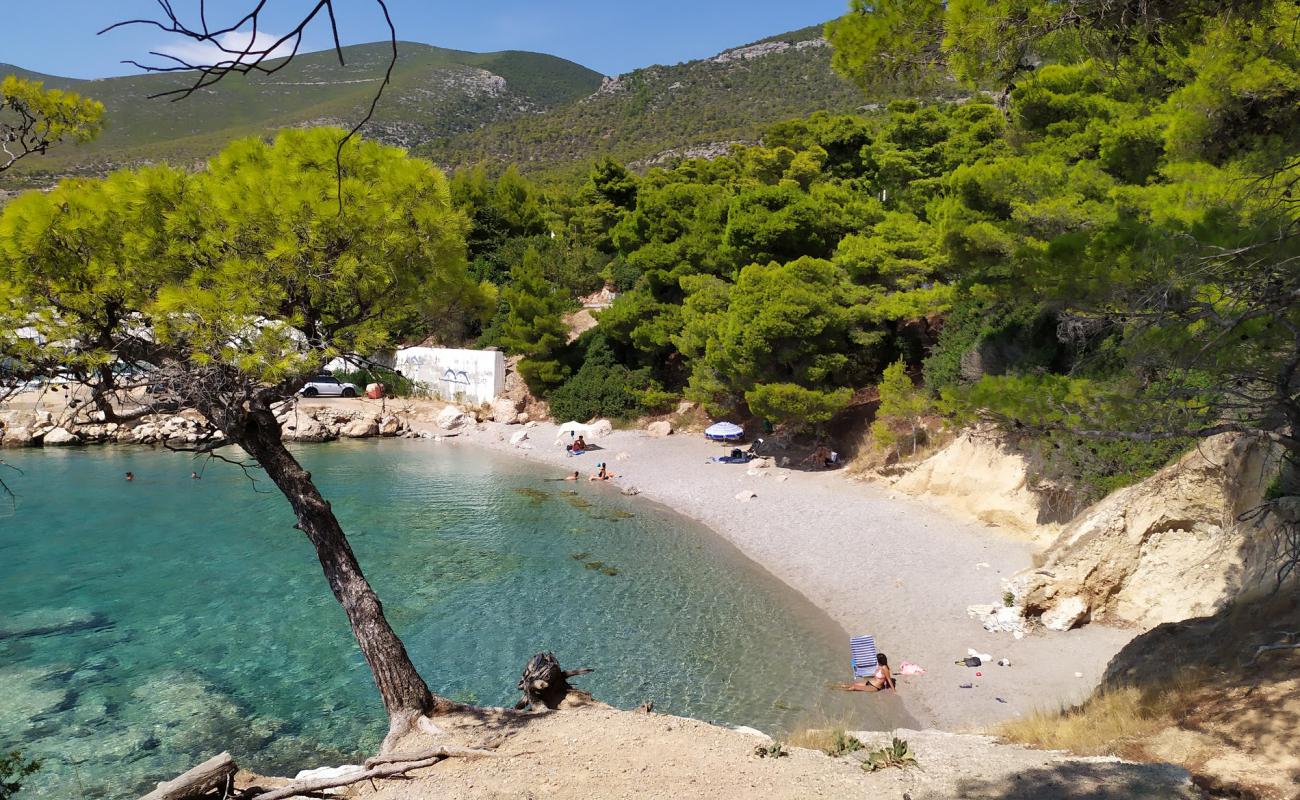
[
  {"xmin": 975, "ymin": 672, "xmax": 982, "ymax": 677},
  {"xmin": 366, "ymin": 383, "xmax": 385, "ymax": 399}
]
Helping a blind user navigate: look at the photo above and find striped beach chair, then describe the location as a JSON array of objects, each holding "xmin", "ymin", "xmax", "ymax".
[{"xmin": 850, "ymin": 634, "xmax": 878, "ymax": 680}]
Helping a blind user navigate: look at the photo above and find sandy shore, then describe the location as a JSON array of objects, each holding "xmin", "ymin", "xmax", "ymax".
[{"xmin": 453, "ymin": 420, "xmax": 1135, "ymax": 732}]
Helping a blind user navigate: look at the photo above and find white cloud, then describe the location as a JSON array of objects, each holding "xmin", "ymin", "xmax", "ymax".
[{"xmin": 155, "ymin": 30, "xmax": 294, "ymax": 68}]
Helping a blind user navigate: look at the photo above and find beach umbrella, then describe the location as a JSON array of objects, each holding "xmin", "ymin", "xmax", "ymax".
[
  {"xmin": 704, "ymin": 421, "xmax": 745, "ymax": 442},
  {"xmin": 554, "ymin": 421, "xmax": 593, "ymax": 443}
]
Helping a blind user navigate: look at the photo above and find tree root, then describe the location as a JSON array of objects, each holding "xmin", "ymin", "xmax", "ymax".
[
  {"xmin": 251, "ymin": 745, "xmax": 499, "ymax": 800},
  {"xmin": 1246, "ymin": 631, "xmax": 1300, "ymax": 666}
]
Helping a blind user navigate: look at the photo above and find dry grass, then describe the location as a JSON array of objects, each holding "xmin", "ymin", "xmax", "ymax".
[
  {"xmin": 787, "ymin": 725, "xmax": 866, "ymax": 757},
  {"xmin": 997, "ymin": 672, "xmax": 1206, "ymax": 756},
  {"xmin": 844, "ymin": 424, "xmax": 955, "ymax": 478}
]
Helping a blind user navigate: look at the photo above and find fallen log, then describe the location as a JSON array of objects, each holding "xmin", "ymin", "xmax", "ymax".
[
  {"xmin": 514, "ymin": 651, "xmax": 593, "ymax": 710},
  {"xmin": 139, "ymin": 752, "xmax": 235, "ymax": 800},
  {"xmin": 252, "ymin": 746, "xmax": 500, "ymax": 800}
]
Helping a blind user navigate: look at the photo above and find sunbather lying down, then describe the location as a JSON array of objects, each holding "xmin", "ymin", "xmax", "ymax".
[{"xmin": 836, "ymin": 653, "xmax": 895, "ymax": 692}]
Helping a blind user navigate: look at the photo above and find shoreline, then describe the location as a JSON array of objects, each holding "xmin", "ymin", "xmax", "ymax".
[
  {"xmin": 452, "ymin": 420, "xmax": 1137, "ymax": 732},
  {"xmin": 2, "ymin": 391, "xmax": 1137, "ymax": 732}
]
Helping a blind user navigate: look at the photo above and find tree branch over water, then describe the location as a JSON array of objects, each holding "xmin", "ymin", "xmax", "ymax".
[{"xmin": 102, "ymin": 0, "xmax": 399, "ymax": 211}]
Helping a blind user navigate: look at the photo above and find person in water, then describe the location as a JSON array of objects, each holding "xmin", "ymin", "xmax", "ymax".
[
  {"xmin": 838, "ymin": 653, "xmax": 894, "ymax": 692},
  {"xmin": 563, "ymin": 471, "xmax": 580, "ymax": 481},
  {"xmin": 191, "ymin": 471, "xmax": 201, "ymax": 480},
  {"xmin": 125, "ymin": 472, "xmax": 134, "ymax": 482}
]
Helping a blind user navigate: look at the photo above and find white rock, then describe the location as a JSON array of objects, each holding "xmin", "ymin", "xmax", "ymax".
[
  {"xmin": 510, "ymin": 430, "xmax": 529, "ymax": 446},
  {"xmin": 491, "ymin": 398, "xmax": 520, "ymax": 424},
  {"xmin": 378, "ymin": 415, "xmax": 401, "ymax": 436},
  {"xmin": 735, "ymin": 490, "xmax": 757, "ymax": 502},
  {"xmin": 341, "ymin": 418, "xmax": 379, "ymax": 438},
  {"xmin": 675, "ymin": 400, "xmax": 697, "ymax": 415},
  {"xmin": 615, "ymin": 452, "xmax": 631, "ymax": 461},
  {"xmin": 588, "ymin": 418, "xmax": 614, "ymax": 438},
  {"xmin": 1041, "ymin": 596, "xmax": 1089, "ymax": 632},
  {"xmin": 436, "ymin": 406, "xmax": 470, "ymax": 431},
  {"xmin": 621, "ymin": 486, "xmax": 640, "ymax": 496},
  {"xmin": 42, "ymin": 427, "xmax": 80, "ymax": 446},
  {"xmin": 646, "ymin": 420, "xmax": 673, "ymax": 437}
]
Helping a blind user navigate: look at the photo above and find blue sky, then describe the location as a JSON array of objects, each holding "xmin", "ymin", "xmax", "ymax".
[{"xmin": 1, "ymin": 1, "xmax": 850, "ymax": 79}]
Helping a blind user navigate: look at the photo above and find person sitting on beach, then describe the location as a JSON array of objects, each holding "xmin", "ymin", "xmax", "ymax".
[
  {"xmin": 589, "ymin": 463, "xmax": 616, "ymax": 481},
  {"xmin": 572, "ymin": 435, "xmax": 587, "ymax": 453},
  {"xmin": 837, "ymin": 653, "xmax": 895, "ymax": 692}
]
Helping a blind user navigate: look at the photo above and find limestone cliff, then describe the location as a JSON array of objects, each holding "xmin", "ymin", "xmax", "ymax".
[{"xmin": 1020, "ymin": 433, "xmax": 1287, "ymax": 628}]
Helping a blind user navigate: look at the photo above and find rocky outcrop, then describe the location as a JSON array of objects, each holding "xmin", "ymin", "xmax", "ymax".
[
  {"xmin": 1020, "ymin": 434, "xmax": 1287, "ymax": 629},
  {"xmin": 886, "ymin": 427, "xmax": 1059, "ymax": 534},
  {"xmin": 0, "ymin": 405, "xmax": 417, "ymax": 447}
]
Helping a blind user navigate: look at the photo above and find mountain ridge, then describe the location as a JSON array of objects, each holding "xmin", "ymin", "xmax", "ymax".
[{"xmin": 2, "ymin": 22, "xmax": 864, "ymax": 184}]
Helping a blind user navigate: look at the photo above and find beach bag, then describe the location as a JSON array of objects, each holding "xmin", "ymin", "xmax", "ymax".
[{"xmin": 964, "ymin": 656, "xmax": 982, "ymax": 667}]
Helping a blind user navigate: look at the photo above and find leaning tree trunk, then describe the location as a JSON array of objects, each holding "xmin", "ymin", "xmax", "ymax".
[{"xmin": 226, "ymin": 404, "xmax": 453, "ymax": 747}]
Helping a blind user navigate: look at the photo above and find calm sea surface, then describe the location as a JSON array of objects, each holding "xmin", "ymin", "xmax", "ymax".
[{"xmin": 0, "ymin": 440, "xmax": 904, "ymax": 798}]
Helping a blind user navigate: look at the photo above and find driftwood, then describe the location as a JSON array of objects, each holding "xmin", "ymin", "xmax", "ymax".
[
  {"xmin": 250, "ymin": 746, "xmax": 499, "ymax": 800},
  {"xmin": 1247, "ymin": 631, "xmax": 1300, "ymax": 666},
  {"xmin": 514, "ymin": 651, "xmax": 594, "ymax": 711},
  {"xmin": 139, "ymin": 752, "xmax": 235, "ymax": 800}
]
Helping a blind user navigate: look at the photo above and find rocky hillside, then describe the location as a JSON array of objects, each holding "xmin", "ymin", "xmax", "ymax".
[
  {"xmin": 3, "ymin": 23, "xmax": 867, "ymax": 186},
  {"xmin": 421, "ymin": 25, "xmax": 868, "ymax": 179},
  {"xmin": 1, "ymin": 42, "xmax": 602, "ymax": 185}
]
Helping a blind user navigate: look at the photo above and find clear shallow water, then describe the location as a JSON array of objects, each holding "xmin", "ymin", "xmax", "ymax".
[{"xmin": 0, "ymin": 441, "xmax": 906, "ymax": 798}]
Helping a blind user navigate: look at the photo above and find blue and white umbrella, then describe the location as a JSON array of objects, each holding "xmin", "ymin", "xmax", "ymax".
[{"xmin": 704, "ymin": 421, "xmax": 745, "ymax": 442}]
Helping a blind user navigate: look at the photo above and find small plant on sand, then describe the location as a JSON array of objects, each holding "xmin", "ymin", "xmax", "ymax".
[
  {"xmin": 1003, "ymin": 591, "xmax": 1016, "ymax": 608},
  {"xmin": 754, "ymin": 741, "xmax": 789, "ymax": 759},
  {"xmin": 861, "ymin": 738, "xmax": 918, "ymax": 772},
  {"xmin": 826, "ymin": 729, "xmax": 866, "ymax": 757}
]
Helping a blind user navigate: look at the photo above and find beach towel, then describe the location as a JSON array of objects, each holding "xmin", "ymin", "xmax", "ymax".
[{"xmin": 850, "ymin": 634, "xmax": 878, "ymax": 679}]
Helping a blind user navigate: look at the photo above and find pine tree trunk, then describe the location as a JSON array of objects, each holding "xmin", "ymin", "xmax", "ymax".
[{"xmin": 225, "ymin": 404, "xmax": 453, "ymax": 744}]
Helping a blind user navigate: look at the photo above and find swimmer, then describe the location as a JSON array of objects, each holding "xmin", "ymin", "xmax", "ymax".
[{"xmin": 125, "ymin": 472, "xmax": 134, "ymax": 481}]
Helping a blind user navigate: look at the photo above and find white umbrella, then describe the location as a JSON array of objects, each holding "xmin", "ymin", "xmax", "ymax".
[{"xmin": 554, "ymin": 421, "xmax": 592, "ymax": 444}]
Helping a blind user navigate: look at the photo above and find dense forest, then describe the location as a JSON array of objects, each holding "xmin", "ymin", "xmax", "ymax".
[{"xmin": 457, "ymin": 0, "xmax": 1300, "ymax": 501}]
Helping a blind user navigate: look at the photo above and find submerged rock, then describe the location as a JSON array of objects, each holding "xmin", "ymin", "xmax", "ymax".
[{"xmin": 0, "ymin": 607, "xmax": 110, "ymax": 640}]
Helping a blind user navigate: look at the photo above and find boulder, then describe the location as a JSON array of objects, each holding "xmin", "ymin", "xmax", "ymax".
[
  {"xmin": 675, "ymin": 400, "xmax": 697, "ymax": 415},
  {"xmin": 341, "ymin": 418, "xmax": 379, "ymax": 438},
  {"xmin": 42, "ymin": 427, "xmax": 80, "ymax": 446},
  {"xmin": 588, "ymin": 418, "xmax": 614, "ymax": 439},
  {"xmin": 436, "ymin": 406, "xmax": 470, "ymax": 431},
  {"xmin": 645, "ymin": 420, "xmax": 673, "ymax": 437},
  {"xmin": 491, "ymin": 398, "xmax": 520, "ymax": 424},
  {"xmin": 1041, "ymin": 596, "xmax": 1088, "ymax": 632},
  {"xmin": 282, "ymin": 417, "xmax": 332, "ymax": 443},
  {"xmin": 378, "ymin": 416, "xmax": 401, "ymax": 437},
  {"xmin": 621, "ymin": 485, "xmax": 640, "ymax": 496},
  {"xmin": 0, "ymin": 426, "xmax": 35, "ymax": 447},
  {"xmin": 509, "ymin": 430, "xmax": 529, "ymax": 446}
]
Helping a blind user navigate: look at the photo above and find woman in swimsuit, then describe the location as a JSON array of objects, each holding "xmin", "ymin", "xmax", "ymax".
[{"xmin": 838, "ymin": 653, "xmax": 894, "ymax": 692}]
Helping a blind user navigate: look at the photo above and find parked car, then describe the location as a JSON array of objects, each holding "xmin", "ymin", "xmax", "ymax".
[{"xmin": 298, "ymin": 374, "xmax": 359, "ymax": 398}]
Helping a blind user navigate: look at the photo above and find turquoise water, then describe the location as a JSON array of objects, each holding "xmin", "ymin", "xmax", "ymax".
[{"xmin": 0, "ymin": 441, "xmax": 907, "ymax": 798}]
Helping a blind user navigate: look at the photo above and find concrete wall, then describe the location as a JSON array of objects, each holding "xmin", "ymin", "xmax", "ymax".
[{"xmin": 385, "ymin": 347, "xmax": 504, "ymax": 405}]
